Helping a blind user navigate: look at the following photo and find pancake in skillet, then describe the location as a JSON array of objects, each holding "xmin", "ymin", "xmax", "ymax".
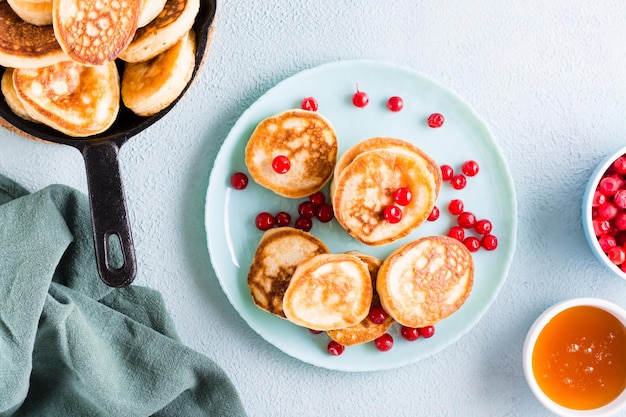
[
  {"xmin": 12, "ymin": 60, "xmax": 120, "ymax": 136},
  {"xmin": 52, "ymin": 0, "xmax": 142, "ymax": 65},
  {"xmin": 1, "ymin": 68, "xmax": 38, "ymax": 122},
  {"xmin": 331, "ymin": 145, "xmax": 439, "ymax": 246},
  {"xmin": 283, "ymin": 253, "xmax": 372, "ymax": 331},
  {"xmin": 137, "ymin": 0, "xmax": 167, "ymax": 27},
  {"xmin": 121, "ymin": 29, "xmax": 195, "ymax": 116},
  {"xmin": 377, "ymin": 236, "xmax": 474, "ymax": 328},
  {"xmin": 326, "ymin": 252, "xmax": 394, "ymax": 346},
  {"xmin": 248, "ymin": 227, "xmax": 329, "ymax": 319},
  {"xmin": 245, "ymin": 109, "xmax": 338, "ymax": 199},
  {"xmin": 7, "ymin": 0, "xmax": 52, "ymax": 25},
  {"xmin": 119, "ymin": 0, "xmax": 199, "ymax": 63},
  {"xmin": 0, "ymin": 1, "xmax": 67, "ymax": 68}
]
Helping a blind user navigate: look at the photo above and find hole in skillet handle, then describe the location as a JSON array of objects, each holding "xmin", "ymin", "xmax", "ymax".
[{"xmin": 0, "ymin": 0, "xmax": 217, "ymax": 287}]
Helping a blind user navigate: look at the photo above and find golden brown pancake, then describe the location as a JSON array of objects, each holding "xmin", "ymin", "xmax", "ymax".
[
  {"xmin": 331, "ymin": 145, "xmax": 439, "ymax": 246},
  {"xmin": 248, "ymin": 227, "xmax": 329, "ymax": 319},
  {"xmin": 283, "ymin": 253, "xmax": 373, "ymax": 331},
  {"xmin": 1, "ymin": 68, "xmax": 38, "ymax": 122},
  {"xmin": 0, "ymin": 1, "xmax": 67, "ymax": 68},
  {"xmin": 137, "ymin": 0, "xmax": 166, "ymax": 27},
  {"xmin": 245, "ymin": 109, "xmax": 338, "ymax": 199},
  {"xmin": 52, "ymin": 0, "xmax": 142, "ymax": 65},
  {"xmin": 327, "ymin": 252, "xmax": 394, "ymax": 346},
  {"xmin": 377, "ymin": 236, "xmax": 474, "ymax": 328},
  {"xmin": 7, "ymin": 0, "xmax": 52, "ymax": 26},
  {"xmin": 13, "ymin": 60, "xmax": 120, "ymax": 136},
  {"xmin": 121, "ymin": 28, "xmax": 195, "ymax": 116},
  {"xmin": 119, "ymin": 0, "xmax": 199, "ymax": 63}
]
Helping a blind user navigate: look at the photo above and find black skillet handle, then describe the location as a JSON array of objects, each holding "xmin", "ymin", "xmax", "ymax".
[{"xmin": 80, "ymin": 142, "xmax": 137, "ymax": 287}]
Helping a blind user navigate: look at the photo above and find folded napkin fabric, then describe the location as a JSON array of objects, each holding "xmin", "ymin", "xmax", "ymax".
[{"xmin": 0, "ymin": 174, "xmax": 247, "ymax": 417}]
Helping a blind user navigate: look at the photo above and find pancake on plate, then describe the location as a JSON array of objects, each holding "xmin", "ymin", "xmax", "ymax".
[
  {"xmin": 377, "ymin": 236, "xmax": 474, "ymax": 328},
  {"xmin": 283, "ymin": 253, "xmax": 372, "ymax": 331},
  {"xmin": 121, "ymin": 29, "xmax": 195, "ymax": 116},
  {"xmin": 245, "ymin": 109, "xmax": 338, "ymax": 199},
  {"xmin": 12, "ymin": 60, "xmax": 120, "ymax": 136},
  {"xmin": 248, "ymin": 227, "xmax": 329, "ymax": 319}
]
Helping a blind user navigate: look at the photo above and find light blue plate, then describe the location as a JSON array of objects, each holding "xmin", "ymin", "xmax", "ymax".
[{"xmin": 205, "ymin": 60, "xmax": 517, "ymax": 371}]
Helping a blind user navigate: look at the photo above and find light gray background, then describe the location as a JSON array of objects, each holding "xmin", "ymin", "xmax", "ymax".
[{"xmin": 3, "ymin": 1, "xmax": 626, "ymax": 416}]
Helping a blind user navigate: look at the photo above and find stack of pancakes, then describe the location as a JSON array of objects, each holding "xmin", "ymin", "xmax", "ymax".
[{"xmin": 0, "ymin": 0, "xmax": 201, "ymax": 137}]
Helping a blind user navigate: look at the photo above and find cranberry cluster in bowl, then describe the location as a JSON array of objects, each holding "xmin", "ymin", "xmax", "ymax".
[{"xmin": 583, "ymin": 145, "xmax": 626, "ymax": 279}]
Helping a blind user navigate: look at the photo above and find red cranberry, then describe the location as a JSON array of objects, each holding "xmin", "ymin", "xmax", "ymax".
[
  {"xmin": 607, "ymin": 246, "xmax": 626, "ymax": 265},
  {"xmin": 298, "ymin": 201, "xmax": 317, "ymax": 218},
  {"xmin": 598, "ymin": 234, "xmax": 617, "ymax": 253},
  {"xmin": 400, "ymin": 326, "xmax": 420, "ymax": 341},
  {"xmin": 387, "ymin": 96, "xmax": 404, "ymax": 112},
  {"xmin": 593, "ymin": 218, "xmax": 611, "ymax": 235},
  {"xmin": 463, "ymin": 236, "xmax": 481, "ymax": 252},
  {"xmin": 457, "ymin": 211, "xmax": 476, "ymax": 229},
  {"xmin": 448, "ymin": 226, "xmax": 465, "ymax": 241},
  {"xmin": 599, "ymin": 175, "xmax": 624, "ymax": 196},
  {"xmin": 374, "ymin": 333, "xmax": 394, "ymax": 352},
  {"xmin": 474, "ymin": 219, "xmax": 493, "ymax": 235},
  {"xmin": 327, "ymin": 341, "xmax": 345, "ymax": 356},
  {"xmin": 301, "ymin": 97, "xmax": 318, "ymax": 111},
  {"xmin": 275, "ymin": 211, "xmax": 291, "ymax": 227},
  {"xmin": 461, "ymin": 160, "xmax": 480, "ymax": 177},
  {"xmin": 294, "ymin": 217, "xmax": 313, "ymax": 232},
  {"xmin": 592, "ymin": 191, "xmax": 606, "ymax": 207},
  {"xmin": 316, "ymin": 204, "xmax": 334, "ymax": 222},
  {"xmin": 309, "ymin": 192, "xmax": 326, "ymax": 206},
  {"xmin": 481, "ymin": 234, "xmax": 498, "ymax": 251},
  {"xmin": 230, "ymin": 172, "xmax": 249, "ymax": 190},
  {"xmin": 368, "ymin": 306, "xmax": 388, "ymax": 325},
  {"xmin": 352, "ymin": 84, "xmax": 369, "ymax": 108},
  {"xmin": 418, "ymin": 325, "xmax": 435, "ymax": 338},
  {"xmin": 427, "ymin": 206, "xmax": 440, "ymax": 221},
  {"xmin": 448, "ymin": 199, "xmax": 464, "ymax": 215},
  {"xmin": 440, "ymin": 164, "xmax": 454, "ymax": 181},
  {"xmin": 615, "ymin": 189, "xmax": 626, "ymax": 209},
  {"xmin": 255, "ymin": 212, "xmax": 275, "ymax": 231},
  {"xmin": 597, "ymin": 202, "xmax": 619, "ymax": 220},
  {"xmin": 451, "ymin": 174, "xmax": 467, "ymax": 190},
  {"xmin": 309, "ymin": 328, "xmax": 322, "ymax": 334},
  {"xmin": 613, "ymin": 156, "xmax": 626, "ymax": 174},
  {"xmin": 393, "ymin": 187, "xmax": 412, "ymax": 206},
  {"xmin": 614, "ymin": 213, "xmax": 626, "ymax": 231},
  {"xmin": 427, "ymin": 113, "xmax": 444, "ymax": 128},
  {"xmin": 272, "ymin": 155, "xmax": 291, "ymax": 174},
  {"xmin": 383, "ymin": 205, "xmax": 403, "ymax": 223}
]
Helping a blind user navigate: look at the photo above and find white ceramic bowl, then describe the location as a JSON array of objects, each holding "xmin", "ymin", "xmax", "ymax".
[
  {"xmin": 523, "ymin": 298, "xmax": 626, "ymax": 417},
  {"xmin": 582, "ymin": 145, "xmax": 626, "ymax": 280}
]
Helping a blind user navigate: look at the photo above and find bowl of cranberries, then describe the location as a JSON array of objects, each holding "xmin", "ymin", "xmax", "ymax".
[{"xmin": 583, "ymin": 146, "xmax": 626, "ymax": 279}]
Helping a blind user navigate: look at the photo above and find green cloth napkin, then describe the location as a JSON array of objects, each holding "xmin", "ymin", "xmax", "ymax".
[{"xmin": 0, "ymin": 174, "xmax": 247, "ymax": 417}]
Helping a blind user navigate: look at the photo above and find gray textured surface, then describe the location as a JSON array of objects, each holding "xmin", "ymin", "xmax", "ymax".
[{"xmin": 3, "ymin": 1, "xmax": 626, "ymax": 416}]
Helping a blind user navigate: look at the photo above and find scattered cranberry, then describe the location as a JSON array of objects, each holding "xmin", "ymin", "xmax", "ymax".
[
  {"xmin": 352, "ymin": 84, "xmax": 369, "ymax": 108},
  {"xmin": 418, "ymin": 325, "xmax": 435, "ymax": 338},
  {"xmin": 457, "ymin": 211, "xmax": 476, "ymax": 229},
  {"xmin": 608, "ymin": 246, "xmax": 626, "ymax": 265},
  {"xmin": 298, "ymin": 201, "xmax": 317, "ymax": 219},
  {"xmin": 383, "ymin": 205, "xmax": 403, "ymax": 223},
  {"xmin": 255, "ymin": 212, "xmax": 275, "ymax": 231},
  {"xmin": 474, "ymin": 219, "xmax": 493, "ymax": 235},
  {"xmin": 294, "ymin": 217, "xmax": 313, "ymax": 232},
  {"xmin": 448, "ymin": 226, "xmax": 465, "ymax": 241},
  {"xmin": 316, "ymin": 204, "xmax": 334, "ymax": 222},
  {"xmin": 230, "ymin": 172, "xmax": 249, "ymax": 190},
  {"xmin": 368, "ymin": 306, "xmax": 388, "ymax": 325},
  {"xmin": 374, "ymin": 333, "xmax": 394, "ymax": 352},
  {"xmin": 275, "ymin": 211, "xmax": 291, "ymax": 227},
  {"xmin": 309, "ymin": 191, "xmax": 326, "ymax": 206},
  {"xmin": 448, "ymin": 199, "xmax": 464, "ymax": 215},
  {"xmin": 451, "ymin": 174, "xmax": 467, "ymax": 190},
  {"xmin": 427, "ymin": 206, "xmax": 440, "ymax": 221},
  {"xmin": 461, "ymin": 160, "xmax": 480, "ymax": 177},
  {"xmin": 481, "ymin": 234, "xmax": 498, "ymax": 251},
  {"xmin": 427, "ymin": 113, "xmax": 444, "ymax": 128},
  {"xmin": 327, "ymin": 341, "xmax": 345, "ymax": 356},
  {"xmin": 440, "ymin": 164, "xmax": 454, "ymax": 181},
  {"xmin": 272, "ymin": 155, "xmax": 291, "ymax": 174},
  {"xmin": 301, "ymin": 97, "xmax": 318, "ymax": 111},
  {"xmin": 309, "ymin": 328, "xmax": 322, "ymax": 334},
  {"xmin": 400, "ymin": 326, "xmax": 420, "ymax": 341},
  {"xmin": 387, "ymin": 96, "xmax": 404, "ymax": 112},
  {"xmin": 463, "ymin": 236, "xmax": 481, "ymax": 252},
  {"xmin": 393, "ymin": 187, "xmax": 412, "ymax": 206},
  {"xmin": 598, "ymin": 234, "xmax": 617, "ymax": 253}
]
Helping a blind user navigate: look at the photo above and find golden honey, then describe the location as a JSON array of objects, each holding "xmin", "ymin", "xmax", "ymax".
[{"xmin": 532, "ymin": 306, "xmax": 626, "ymax": 410}]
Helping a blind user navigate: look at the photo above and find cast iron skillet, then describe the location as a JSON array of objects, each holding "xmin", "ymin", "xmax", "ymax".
[{"xmin": 0, "ymin": 0, "xmax": 217, "ymax": 288}]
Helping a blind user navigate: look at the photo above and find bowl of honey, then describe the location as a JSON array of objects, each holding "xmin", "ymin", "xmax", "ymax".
[{"xmin": 523, "ymin": 298, "xmax": 626, "ymax": 416}]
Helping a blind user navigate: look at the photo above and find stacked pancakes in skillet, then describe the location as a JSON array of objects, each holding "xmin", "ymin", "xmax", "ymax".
[
  {"xmin": 245, "ymin": 109, "xmax": 475, "ymax": 347},
  {"xmin": 0, "ymin": 0, "xmax": 200, "ymax": 137}
]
